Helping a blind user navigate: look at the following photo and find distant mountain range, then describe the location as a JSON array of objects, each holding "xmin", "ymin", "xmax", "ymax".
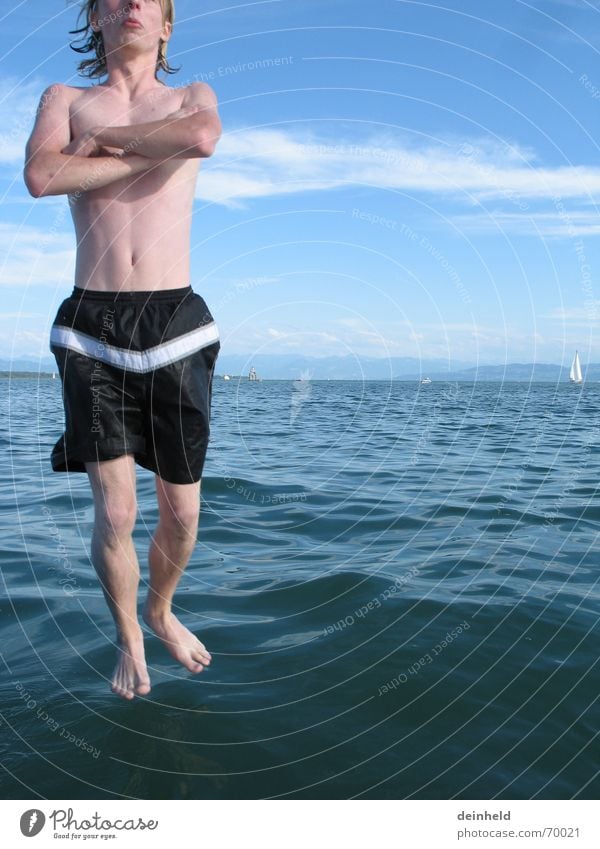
[
  {"xmin": 0, "ymin": 354, "xmax": 593, "ymax": 381},
  {"xmin": 209, "ymin": 355, "xmax": 596, "ymax": 382}
]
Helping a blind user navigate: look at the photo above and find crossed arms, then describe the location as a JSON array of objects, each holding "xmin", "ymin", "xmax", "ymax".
[{"xmin": 23, "ymin": 82, "xmax": 222, "ymax": 198}]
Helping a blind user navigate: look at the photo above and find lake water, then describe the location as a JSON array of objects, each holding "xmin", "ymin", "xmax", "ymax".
[{"xmin": 1, "ymin": 377, "xmax": 599, "ymax": 799}]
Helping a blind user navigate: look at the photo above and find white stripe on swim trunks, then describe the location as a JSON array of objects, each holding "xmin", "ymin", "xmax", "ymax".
[{"xmin": 50, "ymin": 322, "xmax": 220, "ymax": 372}]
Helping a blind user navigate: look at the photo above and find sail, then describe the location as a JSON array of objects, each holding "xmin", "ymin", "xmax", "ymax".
[{"xmin": 569, "ymin": 351, "xmax": 583, "ymax": 383}]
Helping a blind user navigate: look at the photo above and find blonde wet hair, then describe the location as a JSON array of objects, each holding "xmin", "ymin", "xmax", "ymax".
[{"xmin": 69, "ymin": 0, "xmax": 179, "ymax": 79}]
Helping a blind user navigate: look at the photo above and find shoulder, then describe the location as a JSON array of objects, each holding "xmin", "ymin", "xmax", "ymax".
[
  {"xmin": 181, "ymin": 81, "xmax": 218, "ymax": 107},
  {"xmin": 36, "ymin": 83, "xmax": 90, "ymax": 110},
  {"xmin": 41, "ymin": 83, "xmax": 88, "ymax": 99}
]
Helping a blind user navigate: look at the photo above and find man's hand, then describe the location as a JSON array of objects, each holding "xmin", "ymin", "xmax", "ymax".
[
  {"xmin": 166, "ymin": 104, "xmax": 202, "ymax": 121},
  {"xmin": 61, "ymin": 129, "xmax": 126, "ymax": 158},
  {"xmin": 61, "ymin": 128, "xmax": 102, "ymax": 158}
]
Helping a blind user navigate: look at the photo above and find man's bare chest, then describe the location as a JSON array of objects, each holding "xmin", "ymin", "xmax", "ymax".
[{"xmin": 69, "ymin": 88, "xmax": 183, "ymax": 140}]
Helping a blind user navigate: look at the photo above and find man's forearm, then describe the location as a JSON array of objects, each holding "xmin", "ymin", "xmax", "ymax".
[
  {"xmin": 94, "ymin": 113, "xmax": 214, "ymax": 160},
  {"xmin": 24, "ymin": 151, "xmax": 158, "ymax": 198}
]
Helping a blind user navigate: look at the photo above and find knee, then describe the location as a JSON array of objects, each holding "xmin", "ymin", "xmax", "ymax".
[
  {"xmin": 95, "ymin": 498, "xmax": 137, "ymax": 541},
  {"xmin": 160, "ymin": 501, "xmax": 199, "ymax": 539}
]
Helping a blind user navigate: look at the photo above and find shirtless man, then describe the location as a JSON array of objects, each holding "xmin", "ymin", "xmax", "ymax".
[{"xmin": 23, "ymin": 0, "xmax": 222, "ymax": 700}]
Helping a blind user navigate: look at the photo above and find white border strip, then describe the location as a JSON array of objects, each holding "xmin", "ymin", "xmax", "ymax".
[
  {"xmin": 50, "ymin": 322, "xmax": 220, "ymax": 373},
  {"xmin": 2, "ymin": 800, "xmax": 598, "ymax": 845}
]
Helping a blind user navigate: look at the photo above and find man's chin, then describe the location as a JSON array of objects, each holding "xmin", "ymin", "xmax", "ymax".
[{"xmin": 111, "ymin": 34, "xmax": 157, "ymax": 55}]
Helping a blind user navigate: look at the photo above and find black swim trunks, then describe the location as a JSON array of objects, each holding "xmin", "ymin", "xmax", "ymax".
[{"xmin": 49, "ymin": 286, "xmax": 221, "ymax": 485}]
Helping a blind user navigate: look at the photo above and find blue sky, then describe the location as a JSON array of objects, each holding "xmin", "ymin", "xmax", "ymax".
[{"xmin": 2, "ymin": 0, "xmax": 600, "ymax": 367}]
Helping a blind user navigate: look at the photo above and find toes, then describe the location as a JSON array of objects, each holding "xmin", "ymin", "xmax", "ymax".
[
  {"xmin": 197, "ymin": 643, "xmax": 212, "ymax": 661},
  {"xmin": 194, "ymin": 646, "xmax": 211, "ymax": 663},
  {"xmin": 112, "ymin": 684, "xmax": 134, "ymax": 700},
  {"xmin": 135, "ymin": 681, "xmax": 151, "ymax": 695}
]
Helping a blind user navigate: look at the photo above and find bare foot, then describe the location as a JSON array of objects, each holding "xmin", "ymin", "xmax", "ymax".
[
  {"xmin": 142, "ymin": 606, "xmax": 211, "ymax": 674},
  {"xmin": 111, "ymin": 632, "xmax": 151, "ymax": 701}
]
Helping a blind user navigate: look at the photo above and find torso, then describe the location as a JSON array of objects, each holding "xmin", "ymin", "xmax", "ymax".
[{"xmin": 66, "ymin": 83, "xmax": 199, "ymax": 292}]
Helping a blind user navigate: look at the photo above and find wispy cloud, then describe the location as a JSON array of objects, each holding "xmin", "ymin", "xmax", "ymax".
[
  {"xmin": 0, "ymin": 328, "xmax": 49, "ymax": 359},
  {"xmin": 0, "ymin": 312, "xmax": 45, "ymax": 320},
  {"xmin": 454, "ymin": 208, "xmax": 600, "ymax": 237},
  {"xmin": 0, "ymin": 221, "xmax": 75, "ymax": 287},
  {"xmin": 0, "ymin": 76, "xmax": 47, "ymax": 166},
  {"xmin": 218, "ymin": 314, "xmax": 563, "ymax": 361},
  {"xmin": 541, "ymin": 304, "xmax": 599, "ymax": 322},
  {"xmin": 198, "ymin": 127, "xmax": 600, "ymax": 227}
]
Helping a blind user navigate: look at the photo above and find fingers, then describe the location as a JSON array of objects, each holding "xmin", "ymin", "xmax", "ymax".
[{"xmin": 168, "ymin": 105, "xmax": 202, "ymax": 119}]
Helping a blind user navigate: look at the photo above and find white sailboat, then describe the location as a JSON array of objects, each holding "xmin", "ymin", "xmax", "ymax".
[{"xmin": 569, "ymin": 350, "xmax": 583, "ymax": 384}]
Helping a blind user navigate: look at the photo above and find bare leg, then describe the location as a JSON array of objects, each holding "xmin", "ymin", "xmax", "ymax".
[
  {"xmin": 142, "ymin": 477, "xmax": 212, "ymax": 674},
  {"xmin": 86, "ymin": 455, "xmax": 151, "ymax": 700}
]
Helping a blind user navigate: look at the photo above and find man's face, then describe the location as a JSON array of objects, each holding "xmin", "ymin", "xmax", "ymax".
[{"xmin": 92, "ymin": 0, "xmax": 172, "ymax": 59}]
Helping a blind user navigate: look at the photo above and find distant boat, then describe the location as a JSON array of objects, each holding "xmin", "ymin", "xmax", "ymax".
[
  {"xmin": 52, "ymin": 372, "xmax": 56, "ymax": 379},
  {"xmin": 569, "ymin": 351, "xmax": 583, "ymax": 384},
  {"xmin": 223, "ymin": 374, "xmax": 231, "ymax": 381},
  {"xmin": 249, "ymin": 366, "xmax": 260, "ymax": 381},
  {"xmin": 420, "ymin": 377, "xmax": 432, "ymax": 385}
]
